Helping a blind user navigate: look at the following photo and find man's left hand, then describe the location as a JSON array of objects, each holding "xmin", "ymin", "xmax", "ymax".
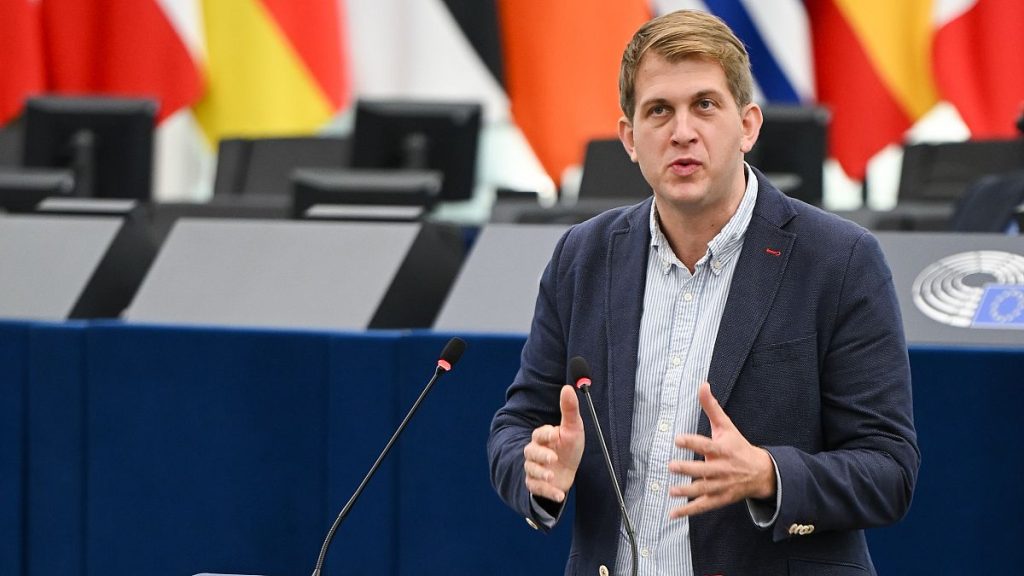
[{"xmin": 667, "ymin": 381, "xmax": 776, "ymax": 519}]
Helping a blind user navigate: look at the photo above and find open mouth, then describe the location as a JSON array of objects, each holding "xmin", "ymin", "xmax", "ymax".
[{"xmin": 670, "ymin": 158, "xmax": 701, "ymax": 177}]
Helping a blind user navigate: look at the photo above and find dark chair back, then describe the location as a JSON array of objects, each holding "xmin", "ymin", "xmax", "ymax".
[
  {"xmin": 213, "ymin": 135, "xmax": 351, "ymax": 196},
  {"xmin": 949, "ymin": 170, "xmax": 1024, "ymax": 232}
]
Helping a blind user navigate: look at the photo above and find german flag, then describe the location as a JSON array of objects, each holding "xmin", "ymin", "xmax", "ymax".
[{"xmin": 195, "ymin": 0, "xmax": 350, "ymax": 142}]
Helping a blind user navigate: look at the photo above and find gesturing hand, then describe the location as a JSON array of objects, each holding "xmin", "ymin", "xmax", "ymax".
[
  {"xmin": 523, "ymin": 385, "xmax": 585, "ymax": 503},
  {"xmin": 668, "ymin": 382, "xmax": 776, "ymax": 519}
]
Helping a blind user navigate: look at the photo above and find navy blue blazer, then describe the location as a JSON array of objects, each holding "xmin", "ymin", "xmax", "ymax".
[{"xmin": 488, "ymin": 169, "xmax": 920, "ymax": 576}]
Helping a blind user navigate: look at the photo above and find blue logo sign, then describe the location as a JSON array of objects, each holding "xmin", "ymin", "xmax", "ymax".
[{"xmin": 972, "ymin": 285, "xmax": 1024, "ymax": 329}]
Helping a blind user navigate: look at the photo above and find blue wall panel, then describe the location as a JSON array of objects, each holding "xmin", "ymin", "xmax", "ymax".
[
  {"xmin": 26, "ymin": 322, "xmax": 88, "ymax": 576},
  {"xmin": 324, "ymin": 333, "xmax": 402, "ymax": 576},
  {"xmin": 82, "ymin": 324, "xmax": 332, "ymax": 576},
  {"xmin": 11, "ymin": 323, "xmax": 1023, "ymax": 576},
  {"xmin": 395, "ymin": 333, "xmax": 572, "ymax": 575},
  {"xmin": 0, "ymin": 322, "xmax": 29, "ymax": 576},
  {"xmin": 868, "ymin": 347, "xmax": 1024, "ymax": 574}
]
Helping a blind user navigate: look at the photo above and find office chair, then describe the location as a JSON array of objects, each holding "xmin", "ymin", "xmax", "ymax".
[
  {"xmin": 898, "ymin": 139, "xmax": 1024, "ymax": 204},
  {"xmin": 949, "ymin": 170, "xmax": 1024, "ymax": 232},
  {"xmin": 212, "ymin": 135, "xmax": 351, "ymax": 197}
]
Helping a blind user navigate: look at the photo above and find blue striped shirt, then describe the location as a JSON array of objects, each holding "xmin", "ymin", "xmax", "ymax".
[{"xmin": 614, "ymin": 165, "xmax": 758, "ymax": 575}]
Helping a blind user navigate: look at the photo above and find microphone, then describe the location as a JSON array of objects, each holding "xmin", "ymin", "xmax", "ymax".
[
  {"xmin": 311, "ymin": 337, "xmax": 467, "ymax": 576},
  {"xmin": 569, "ymin": 356, "xmax": 638, "ymax": 576}
]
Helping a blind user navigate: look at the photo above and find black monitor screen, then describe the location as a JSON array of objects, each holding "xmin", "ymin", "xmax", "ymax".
[
  {"xmin": 898, "ymin": 139, "xmax": 1024, "ymax": 203},
  {"xmin": 746, "ymin": 104, "xmax": 828, "ymax": 206},
  {"xmin": 351, "ymin": 100, "xmax": 482, "ymax": 202},
  {"xmin": 23, "ymin": 96, "xmax": 157, "ymax": 200}
]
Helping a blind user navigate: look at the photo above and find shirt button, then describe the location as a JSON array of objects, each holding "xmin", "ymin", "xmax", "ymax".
[
  {"xmin": 683, "ymin": 292, "xmax": 693, "ymax": 302},
  {"xmin": 671, "ymin": 356, "xmax": 681, "ymax": 366},
  {"xmin": 649, "ymin": 481, "xmax": 661, "ymax": 492},
  {"xmin": 712, "ymin": 260, "xmax": 722, "ymax": 271},
  {"xmin": 640, "ymin": 547, "xmax": 651, "ymax": 558},
  {"xmin": 658, "ymin": 421, "xmax": 669, "ymax": 432}
]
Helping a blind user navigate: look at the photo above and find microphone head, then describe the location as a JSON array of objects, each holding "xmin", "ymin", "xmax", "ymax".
[
  {"xmin": 569, "ymin": 356, "xmax": 592, "ymax": 389},
  {"xmin": 437, "ymin": 337, "xmax": 467, "ymax": 371}
]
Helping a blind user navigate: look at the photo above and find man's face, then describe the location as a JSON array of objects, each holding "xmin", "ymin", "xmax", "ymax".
[{"xmin": 618, "ymin": 53, "xmax": 761, "ymax": 219}]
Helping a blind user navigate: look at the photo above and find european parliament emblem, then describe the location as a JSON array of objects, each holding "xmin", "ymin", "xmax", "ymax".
[
  {"xmin": 912, "ymin": 251, "xmax": 1024, "ymax": 329},
  {"xmin": 973, "ymin": 285, "xmax": 1024, "ymax": 329}
]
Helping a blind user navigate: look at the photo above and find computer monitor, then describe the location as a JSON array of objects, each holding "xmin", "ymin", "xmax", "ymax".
[
  {"xmin": 0, "ymin": 168, "xmax": 75, "ymax": 213},
  {"xmin": 290, "ymin": 168, "xmax": 441, "ymax": 220},
  {"xmin": 898, "ymin": 139, "xmax": 1024, "ymax": 203},
  {"xmin": 577, "ymin": 138, "xmax": 651, "ymax": 201},
  {"xmin": 351, "ymin": 99, "xmax": 482, "ymax": 202},
  {"xmin": 746, "ymin": 104, "xmax": 829, "ymax": 206},
  {"xmin": 23, "ymin": 96, "xmax": 157, "ymax": 200}
]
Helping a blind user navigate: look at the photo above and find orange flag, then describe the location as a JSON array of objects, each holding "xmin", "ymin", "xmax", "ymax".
[{"xmin": 498, "ymin": 0, "xmax": 651, "ymax": 183}]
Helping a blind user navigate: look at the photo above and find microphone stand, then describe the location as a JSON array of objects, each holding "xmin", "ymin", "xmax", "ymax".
[
  {"xmin": 311, "ymin": 363, "xmax": 448, "ymax": 576},
  {"xmin": 578, "ymin": 383, "xmax": 638, "ymax": 576}
]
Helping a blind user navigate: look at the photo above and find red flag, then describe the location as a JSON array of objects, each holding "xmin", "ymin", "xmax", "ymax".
[
  {"xmin": 934, "ymin": 0, "xmax": 1024, "ymax": 137},
  {"xmin": 0, "ymin": 0, "xmax": 45, "ymax": 124},
  {"xmin": 39, "ymin": 0, "xmax": 202, "ymax": 122}
]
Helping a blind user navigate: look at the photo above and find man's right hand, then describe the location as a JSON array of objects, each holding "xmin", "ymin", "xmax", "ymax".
[{"xmin": 522, "ymin": 384, "xmax": 585, "ymax": 503}]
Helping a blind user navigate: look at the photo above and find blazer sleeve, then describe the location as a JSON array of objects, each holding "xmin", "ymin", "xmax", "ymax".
[
  {"xmin": 487, "ymin": 228, "xmax": 573, "ymax": 532},
  {"xmin": 765, "ymin": 230, "xmax": 921, "ymax": 541}
]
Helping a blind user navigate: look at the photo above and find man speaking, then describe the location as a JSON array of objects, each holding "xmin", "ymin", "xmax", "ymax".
[{"xmin": 488, "ymin": 9, "xmax": 919, "ymax": 576}]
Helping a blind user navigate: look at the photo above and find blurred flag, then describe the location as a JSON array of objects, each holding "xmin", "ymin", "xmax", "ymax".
[
  {"xmin": 194, "ymin": 0, "xmax": 349, "ymax": 142},
  {"xmin": 347, "ymin": 0, "xmax": 556, "ymax": 200},
  {"xmin": 39, "ymin": 0, "xmax": 203, "ymax": 122},
  {"xmin": 0, "ymin": 0, "xmax": 44, "ymax": 125},
  {"xmin": 808, "ymin": 0, "xmax": 940, "ymax": 181},
  {"xmin": 654, "ymin": 0, "xmax": 815, "ymax": 104},
  {"xmin": 933, "ymin": 0, "xmax": 1024, "ymax": 138},
  {"xmin": 498, "ymin": 0, "xmax": 650, "ymax": 182}
]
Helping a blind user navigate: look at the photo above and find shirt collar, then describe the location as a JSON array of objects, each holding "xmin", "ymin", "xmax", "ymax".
[{"xmin": 649, "ymin": 163, "xmax": 759, "ymax": 275}]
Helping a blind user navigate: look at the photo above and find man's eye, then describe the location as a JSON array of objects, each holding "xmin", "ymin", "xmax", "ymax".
[
  {"xmin": 649, "ymin": 105, "xmax": 669, "ymax": 116},
  {"xmin": 697, "ymin": 99, "xmax": 715, "ymax": 111}
]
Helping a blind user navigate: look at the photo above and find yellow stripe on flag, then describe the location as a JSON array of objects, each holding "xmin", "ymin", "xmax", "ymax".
[
  {"xmin": 195, "ymin": 0, "xmax": 334, "ymax": 142},
  {"xmin": 834, "ymin": 0, "xmax": 939, "ymax": 119}
]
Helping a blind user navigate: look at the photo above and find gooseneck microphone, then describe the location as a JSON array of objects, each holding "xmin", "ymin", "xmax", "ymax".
[
  {"xmin": 569, "ymin": 356, "xmax": 638, "ymax": 576},
  {"xmin": 311, "ymin": 337, "xmax": 467, "ymax": 576}
]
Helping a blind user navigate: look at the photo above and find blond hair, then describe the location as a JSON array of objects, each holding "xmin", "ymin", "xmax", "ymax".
[{"xmin": 619, "ymin": 10, "xmax": 753, "ymax": 121}]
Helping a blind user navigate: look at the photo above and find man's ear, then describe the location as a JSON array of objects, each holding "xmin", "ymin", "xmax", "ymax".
[
  {"xmin": 739, "ymin": 103, "xmax": 763, "ymax": 154},
  {"xmin": 618, "ymin": 116, "xmax": 638, "ymax": 163}
]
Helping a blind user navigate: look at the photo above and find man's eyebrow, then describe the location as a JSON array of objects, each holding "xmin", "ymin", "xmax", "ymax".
[
  {"xmin": 640, "ymin": 97, "xmax": 671, "ymax": 107},
  {"xmin": 693, "ymin": 89, "xmax": 726, "ymax": 100}
]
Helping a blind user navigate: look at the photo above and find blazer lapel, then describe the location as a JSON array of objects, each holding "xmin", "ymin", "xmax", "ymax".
[
  {"xmin": 700, "ymin": 177, "xmax": 796, "ymax": 437},
  {"xmin": 604, "ymin": 199, "xmax": 651, "ymax": 485}
]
